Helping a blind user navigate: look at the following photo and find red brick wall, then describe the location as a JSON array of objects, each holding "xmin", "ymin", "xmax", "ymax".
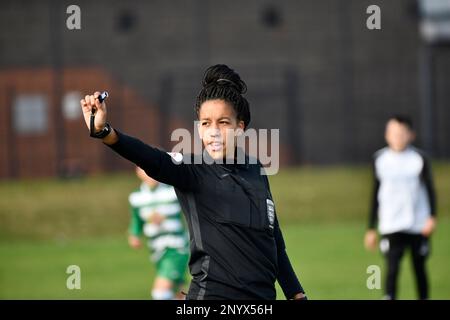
[{"xmin": 0, "ymin": 67, "xmax": 162, "ymax": 179}]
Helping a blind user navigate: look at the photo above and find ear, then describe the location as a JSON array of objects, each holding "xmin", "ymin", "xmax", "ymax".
[
  {"xmin": 410, "ymin": 131, "xmax": 416, "ymax": 142},
  {"xmin": 235, "ymin": 120, "xmax": 245, "ymax": 136}
]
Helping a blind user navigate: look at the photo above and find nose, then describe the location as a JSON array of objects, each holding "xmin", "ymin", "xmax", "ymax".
[{"xmin": 207, "ymin": 126, "xmax": 221, "ymax": 138}]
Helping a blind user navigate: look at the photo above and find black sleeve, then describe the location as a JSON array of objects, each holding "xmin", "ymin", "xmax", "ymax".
[
  {"xmin": 263, "ymin": 175, "xmax": 305, "ymax": 298},
  {"xmin": 106, "ymin": 129, "xmax": 199, "ymax": 191},
  {"xmin": 420, "ymin": 154, "xmax": 437, "ymax": 216},
  {"xmin": 274, "ymin": 216, "xmax": 305, "ymax": 298},
  {"xmin": 368, "ymin": 158, "xmax": 380, "ymax": 230}
]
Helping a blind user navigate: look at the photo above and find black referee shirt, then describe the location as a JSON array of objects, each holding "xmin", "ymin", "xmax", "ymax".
[{"xmin": 108, "ymin": 130, "xmax": 304, "ymax": 300}]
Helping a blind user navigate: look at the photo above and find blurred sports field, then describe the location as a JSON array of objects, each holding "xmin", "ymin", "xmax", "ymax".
[{"xmin": 1, "ymin": 164, "xmax": 449, "ymax": 299}]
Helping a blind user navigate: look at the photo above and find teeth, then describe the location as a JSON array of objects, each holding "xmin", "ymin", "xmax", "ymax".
[{"xmin": 209, "ymin": 142, "xmax": 223, "ymax": 151}]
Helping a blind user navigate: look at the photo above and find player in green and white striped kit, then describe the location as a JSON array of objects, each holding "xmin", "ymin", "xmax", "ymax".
[{"xmin": 128, "ymin": 166, "xmax": 189, "ymax": 300}]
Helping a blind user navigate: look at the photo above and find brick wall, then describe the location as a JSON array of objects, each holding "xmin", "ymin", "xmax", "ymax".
[
  {"xmin": 0, "ymin": 0, "xmax": 449, "ymax": 171},
  {"xmin": 0, "ymin": 67, "xmax": 162, "ymax": 178}
]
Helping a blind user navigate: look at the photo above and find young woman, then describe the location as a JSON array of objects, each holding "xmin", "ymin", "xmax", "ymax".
[{"xmin": 80, "ymin": 64, "xmax": 306, "ymax": 300}]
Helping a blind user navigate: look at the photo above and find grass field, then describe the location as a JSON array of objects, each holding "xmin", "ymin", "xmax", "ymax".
[{"xmin": 1, "ymin": 164, "xmax": 449, "ymax": 299}]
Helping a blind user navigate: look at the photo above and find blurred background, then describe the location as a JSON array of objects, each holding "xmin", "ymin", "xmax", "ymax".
[{"xmin": 0, "ymin": 0, "xmax": 449, "ymax": 299}]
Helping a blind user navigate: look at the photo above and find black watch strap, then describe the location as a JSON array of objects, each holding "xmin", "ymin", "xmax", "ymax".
[{"xmin": 90, "ymin": 111, "xmax": 112, "ymax": 139}]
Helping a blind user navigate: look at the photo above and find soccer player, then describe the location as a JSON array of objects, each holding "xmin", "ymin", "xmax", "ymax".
[
  {"xmin": 80, "ymin": 64, "xmax": 306, "ymax": 300},
  {"xmin": 128, "ymin": 166, "xmax": 189, "ymax": 300},
  {"xmin": 364, "ymin": 115, "xmax": 437, "ymax": 300}
]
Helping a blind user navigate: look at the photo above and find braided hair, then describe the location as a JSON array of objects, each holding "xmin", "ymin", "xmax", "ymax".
[{"xmin": 195, "ymin": 64, "xmax": 251, "ymax": 130}]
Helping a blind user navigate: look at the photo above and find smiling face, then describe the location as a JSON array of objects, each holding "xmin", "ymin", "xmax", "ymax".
[
  {"xmin": 385, "ymin": 119, "xmax": 415, "ymax": 152},
  {"xmin": 197, "ymin": 99, "xmax": 245, "ymax": 160}
]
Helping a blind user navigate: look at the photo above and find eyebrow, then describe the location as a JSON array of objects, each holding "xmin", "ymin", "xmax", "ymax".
[{"xmin": 199, "ymin": 117, "xmax": 231, "ymax": 121}]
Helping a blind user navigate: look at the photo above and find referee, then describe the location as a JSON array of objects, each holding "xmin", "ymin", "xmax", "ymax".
[{"xmin": 80, "ymin": 65, "xmax": 306, "ymax": 300}]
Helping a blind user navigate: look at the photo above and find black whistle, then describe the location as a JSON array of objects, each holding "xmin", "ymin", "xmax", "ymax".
[{"xmin": 97, "ymin": 91, "xmax": 109, "ymax": 103}]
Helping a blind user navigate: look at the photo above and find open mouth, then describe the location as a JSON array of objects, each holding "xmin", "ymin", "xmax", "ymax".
[{"xmin": 208, "ymin": 141, "xmax": 223, "ymax": 152}]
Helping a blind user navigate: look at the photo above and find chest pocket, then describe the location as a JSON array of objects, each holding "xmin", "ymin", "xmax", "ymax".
[
  {"xmin": 214, "ymin": 173, "xmax": 272, "ymax": 232},
  {"xmin": 214, "ymin": 179, "xmax": 251, "ymax": 227}
]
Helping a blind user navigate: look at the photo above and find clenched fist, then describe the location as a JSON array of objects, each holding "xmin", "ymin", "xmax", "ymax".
[
  {"xmin": 80, "ymin": 91, "xmax": 107, "ymax": 133},
  {"xmin": 80, "ymin": 91, "xmax": 118, "ymax": 144}
]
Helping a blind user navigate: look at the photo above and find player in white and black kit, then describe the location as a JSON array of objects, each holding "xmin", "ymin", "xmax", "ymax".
[{"xmin": 364, "ymin": 115, "xmax": 437, "ymax": 300}]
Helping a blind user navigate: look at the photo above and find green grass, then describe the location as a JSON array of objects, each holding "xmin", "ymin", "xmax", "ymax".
[
  {"xmin": 276, "ymin": 220, "xmax": 450, "ymax": 299},
  {"xmin": 0, "ymin": 236, "xmax": 155, "ymax": 299},
  {"xmin": 1, "ymin": 220, "xmax": 449, "ymax": 299},
  {"xmin": 0, "ymin": 163, "xmax": 449, "ymax": 299}
]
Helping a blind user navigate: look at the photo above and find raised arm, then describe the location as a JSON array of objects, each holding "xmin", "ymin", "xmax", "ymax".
[{"xmin": 80, "ymin": 92, "xmax": 199, "ymax": 191}]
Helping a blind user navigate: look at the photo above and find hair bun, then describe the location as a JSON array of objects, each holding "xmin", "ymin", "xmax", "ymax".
[{"xmin": 202, "ymin": 64, "xmax": 247, "ymax": 94}]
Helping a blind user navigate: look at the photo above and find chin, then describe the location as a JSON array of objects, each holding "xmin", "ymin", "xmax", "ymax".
[
  {"xmin": 210, "ymin": 151, "xmax": 224, "ymax": 160},
  {"xmin": 206, "ymin": 148, "xmax": 224, "ymax": 160}
]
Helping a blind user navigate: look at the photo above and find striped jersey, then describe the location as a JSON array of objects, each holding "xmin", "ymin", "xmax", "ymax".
[{"xmin": 128, "ymin": 182, "xmax": 189, "ymax": 261}]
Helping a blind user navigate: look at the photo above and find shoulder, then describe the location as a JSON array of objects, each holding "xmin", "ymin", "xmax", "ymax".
[
  {"xmin": 408, "ymin": 146, "xmax": 433, "ymax": 174},
  {"xmin": 409, "ymin": 146, "xmax": 430, "ymax": 161},
  {"xmin": 372, "ymin": 147, "xmax": 389, "ymax": 168},
  {"xmin": 128, "ymin": 188, "xmax": 141, "ymax": 204},
  {"xmin": 373, "ymin": 147, "xmax": 389, "ymax": 161}
]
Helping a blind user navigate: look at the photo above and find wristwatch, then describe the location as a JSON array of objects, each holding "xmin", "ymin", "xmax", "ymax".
[{"xmin": 90, "ymin": 119, "xmax": 112, "ymax": 139}]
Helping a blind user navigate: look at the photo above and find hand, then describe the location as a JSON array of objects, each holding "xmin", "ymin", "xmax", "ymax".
[
  {"xmin": 128, "ymin": 235, "xmax": 142, "ymax": 249},
  {"xmin": 291, "ymin": 292, "xmax": 307, "ymax": 300},
  {"xmin": 80, "ymin": 91, "xmax": 107, "ymax": 133},
  {"xmin": 421, "ymin": 217, "xmax": 436, "ymax": 237},
  {"xmin": 364, "ymin": 229, "xmax": 378, "ymax": 252}
]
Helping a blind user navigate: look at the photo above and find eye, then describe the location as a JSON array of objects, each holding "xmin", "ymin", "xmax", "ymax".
[
  {"xmin": 220, "ymin": 120, "xmax": 230, "ymax": 125},
  {"xmin": 201, "ymin": 121, "xmax": 209, "ymax": 126}
]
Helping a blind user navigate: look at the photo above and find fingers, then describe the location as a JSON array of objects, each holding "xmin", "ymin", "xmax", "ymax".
[
  {"xmin": 81, "ymin": 94, "xmax": 92, "ymax": 110},
  {"xmin": 92, "ymin": 92, "xmax": 105, "ymax": 109},
  {"xmin": 89, "ymin": 94, "xmax": 96, "ymax": 107},
  {"xmin": 80, "ymin": 97, "xmax": 91, "ymax": 113},
  {"xmin": 80, "ymin": 92, "xmax": 106, "ymax": 113},
  {"xmin": 92, "ymin": 91, "xmax": 100, "ymax": 108},
  {"xmin": 94, "ymin": 96, "xmax": 102, "ymax": 109}
]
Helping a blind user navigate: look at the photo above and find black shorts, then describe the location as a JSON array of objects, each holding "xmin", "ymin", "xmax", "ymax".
[{"xmin": 379, "ymin": 232, "xmax": 430, "ymax": 258}]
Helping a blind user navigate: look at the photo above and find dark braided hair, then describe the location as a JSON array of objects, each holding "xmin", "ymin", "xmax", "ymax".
[{"xmin": 195, "ymin": 64, "xmax": 251, "ymax": 129}]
